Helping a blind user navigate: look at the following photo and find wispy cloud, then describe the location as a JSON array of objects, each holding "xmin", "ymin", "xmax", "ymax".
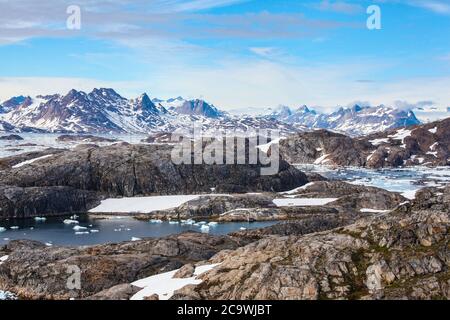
[
  {"xmin": 407, "ymin": 0, "xmax": 450, "ymax": 14},
  {"xmin": 313, "ymin": 0, "xmax": 364, "ymax": 14}
]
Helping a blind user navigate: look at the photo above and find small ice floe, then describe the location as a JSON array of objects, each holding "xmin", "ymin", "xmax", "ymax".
[
  {"xmin": 29, "ymin": 227, "xmax": 34, "ymax": 230},
  {"xmin": 200, "ymin": 225, "xmax": 210, "ymax": 233},
  {"xmin": 70, "ymin": 215, "xmax": 79, "ymax": 220},
  {"xmin": 75, "ymin": 231, "xmax": 89, "ymax": 235},
  {"xmin": 208, "ymin": 222, "xmax": 218, "ymax": 227},
  {"xmin": 149, "ymin": 219, "xmax": 163, "ymax": 224},
  {"xmin": 182, "ymin": 219, "xmax": 195, "ymax": 225},
  {"xmin": 240, "ymin": 227, "xmax": 247, "ymax": 231},
  {"xmin": 34, "ymin": 217, "xmax": 47, "ymax": 222},
  {"xmin": 90, "ymin": 229, "xmax": 99, "ymax": 233},
  {"xmin": 63, "ymin": 219, "xmax": 79, "ymax": 225},
  {"xmin": 360, "ymin": 208, "xmax": 391, "ymax": 213},
  {"xmin": 198, "ymin": 221, "xmax": 207, "ymax": 225},
  {"xmin": 114, "ymin": 228, "xmax": 122, "ymax": 232},
  {"xmin": 168, "ymin": 220, "xmax": 179, "ymax": 225},
  {"xmin": 3, "ymin": 238, "xmax": 10, "ymax": 241},
  {"xmin": 131, "ymin": 237, "xmax": 142, "ymax": 242},
  {"xmin": 73, "ymin": 225, "xmax": 87, "ymax": 231},
  {"xmin": 0, "ymin": 227, "xmax": 6, "ymax": 233},
  {"xmin": 273, "ymin": 198, "xmax": 338, "ymax": 207},
  {"xmin": 10, "ymin": 226, "xmax": 19, "ymax": 230},
  {"xmin": 131, "ymin": 263, "xmax": 221, "ymax": 300},
  {"xmin": 45, "ymin": 242, "xmax": 53, "ymax": 247}
]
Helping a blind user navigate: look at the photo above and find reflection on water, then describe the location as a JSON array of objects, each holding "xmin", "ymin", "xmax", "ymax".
[{"xmin": 0, "ymin": 215, "xmax": 276, "ymax": 247}]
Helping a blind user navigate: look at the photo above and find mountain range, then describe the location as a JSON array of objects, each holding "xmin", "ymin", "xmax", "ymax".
[{"xmin": 0, "ymin": 88, "xmax": 421, "ymax": 136}]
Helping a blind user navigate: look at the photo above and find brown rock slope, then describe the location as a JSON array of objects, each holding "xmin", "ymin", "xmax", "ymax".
[
  {"xmin": 280, "ymin": 117, "xmax": 450, "ymax": 168},
  {"xmin": 173, "ymin": 185, "xmax": 449, "ymax": 300}
]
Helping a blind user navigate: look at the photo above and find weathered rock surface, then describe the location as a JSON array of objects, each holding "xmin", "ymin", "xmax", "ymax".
[
  {"xmin": 134, "ymin": 181, "xmax": 406, "ymax": 222},
  {"xmin": 56, "ymin": 134, "xmax": 118, "ymax": 143},
  {"xmin": 0, "ymin": 143, "xmax": 307, "ymax": 198},
  {"xmin": 172, "ymin": 186, "xmax": 450, "ymax": 300},
  {"xmin": 280, "ymin": 117, "xmax": 450, "ymax": 168},
  {"xmin": 0, "ymin": 134, "xmax": 23, "ymax": 141},
  {"xmin": 0, "ymin": 148, "xmax": 64, "ymax": 171},
  {"xmin": 0, "ymin": 185, "xmax": 100, "ymax": 219},
  {"xmin": 0, "ymin": 232, "xmax": 246, "ymax": 300}
]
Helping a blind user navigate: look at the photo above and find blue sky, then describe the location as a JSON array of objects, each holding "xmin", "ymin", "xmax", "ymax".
[{"xmin": 0, "ymin": 0, "xmax": 449, "ymax": 118}]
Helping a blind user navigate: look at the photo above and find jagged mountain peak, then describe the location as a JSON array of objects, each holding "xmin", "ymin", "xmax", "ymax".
[{"xmin": 175, "ymin": 99, "xmax": 221, "ymax": 118}]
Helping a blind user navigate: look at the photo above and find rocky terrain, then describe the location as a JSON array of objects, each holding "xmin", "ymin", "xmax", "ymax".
[
  {"xmin": 132, "ymin": 181, "xmax": 406, "ymax": 222},
  {"xmin": 279, "ymin": 117, "xmax": 450, "ymax": 168},
  {"xmin": 172, "ymin": 185, "xmax": 449, "ymax": 300},
  {"xmin": 0, "ymin": 233, "xmax": 247, "ymax": 299},
  {"xmin": 0, "ymin": 142, "xmax": 307, "ymax": 219},
  {"xmin": 0, "ymin": 185, "xmax": 447, "ymax": 300}
]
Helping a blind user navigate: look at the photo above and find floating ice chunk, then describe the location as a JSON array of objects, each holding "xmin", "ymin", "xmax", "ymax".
[
  {"xmin": 75, "ymin": 231, "xmax": 89, "ymax": 235},
  {"xmin": 45, "ymin": 242, "xmax": 53, "ymax": 247},
  {"xmin": 200, "ymin": 225, "xmax": 210, "ymax": 233},
  {"xmin": 10, "ymin": 226, "xmax": 19, "ymax": 230},
  {"xmin": 0, "ymin": 227, "xmax": 6, "ymax": 233},
  {"xmin": 168, "ymin": 221, "xmax": 179, "ymax": 225},
  {"xmin": 70, "ymin": 215, "xmax": 79, "ymax": 220},
  {"xmin": 149, "ymin": 219, "xmax": 163, "ymax": 224},
  {"xmin": 73, "ymin": 225, "xmax": 87, "ymax": 231},
  {"xmin": 208, "ymin": 222, "xmax": 218, "ymax": 227},
  {"xmin": 131, "ymin": 237, "xmax": 142, "ymax": 241},
  {"xmin": 90, "ymin": 229, "xmax": 99, "ymax": 233},
  {"xmin": 34, "ymin": 217, "xmax": 47, "ymax": 222},
  {"xmin": 63, "ymin": 219, "xmax": 79, "ymax": 225},
  {"xmin": 198, "ymin": 221, "xmax": 207, "ymax": 225}
]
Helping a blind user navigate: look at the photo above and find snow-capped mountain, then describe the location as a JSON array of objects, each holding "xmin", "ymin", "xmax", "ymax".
[
  {"xmin": 265, "ymin": 104, "xmax": 421, "ymax": 136},
  {"xmin": 0, "ymin": 88, "xmax": 421, "ymax": 136},
  {"xmin": 0, "ymin": 89, "xmax": 295, "ymax": 134}
]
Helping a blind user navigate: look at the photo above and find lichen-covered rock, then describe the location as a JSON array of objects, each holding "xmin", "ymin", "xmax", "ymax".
[
  {"xmin": 0, "ymin": 232, "xmax": 246, "ymax": 300},
  {"xmin": 172, "ymin": 186, "xmax": 449, "ymax": 300}
]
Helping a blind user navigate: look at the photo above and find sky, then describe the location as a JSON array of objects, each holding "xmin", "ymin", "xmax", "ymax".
[{"xmin": 0, "ymin": 0, "xmax": 449, "ymax": 119}]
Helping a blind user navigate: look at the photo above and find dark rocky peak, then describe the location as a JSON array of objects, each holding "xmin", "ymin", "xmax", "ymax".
[
  {"xmin": 61, "ymin": 89, "xmax": 88, "ymax": 105},
  {"xmin": 175, "ymin": 99, "xmax": 221, "ymax": 118},
  {"xmin": 133, "ymin": 93, "xmax": 159, "ymax": 114},
  {"xmin": 89, "ymin": 88, "xmax": 125, "ymax": 101},
  {"xmin": 167, "ymin": 96, "xmax": 184, "ymax": 103}
]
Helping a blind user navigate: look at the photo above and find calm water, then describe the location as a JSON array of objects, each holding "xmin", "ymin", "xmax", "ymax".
[{"xmin": 0, "ymin": 215, "xmax": 276, "ymax": 246}]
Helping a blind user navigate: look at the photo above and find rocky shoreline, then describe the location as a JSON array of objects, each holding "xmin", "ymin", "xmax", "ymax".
[{"xmin": 0, "ymin": 186, "xmax": 448, "ymax": 300}]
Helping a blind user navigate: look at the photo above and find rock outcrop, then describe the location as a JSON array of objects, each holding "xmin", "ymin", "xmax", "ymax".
[
  {"xmin": 280, "ymin": 117, "xmax": 450, "ymax": 168},
  {"xmin": 0, "ymin": 233, "xmax": 246, "ymax": 300},
  {"xmin": 0, "ymin": 185, "xmax": 100, "ymax": 219},
  {"xmin": 172, "ymin": 186, "xmax": 449, "ymax": 300},
  {"xmin": 0, "ymin": 143, "xmax": 307, "ymax": 197}
]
